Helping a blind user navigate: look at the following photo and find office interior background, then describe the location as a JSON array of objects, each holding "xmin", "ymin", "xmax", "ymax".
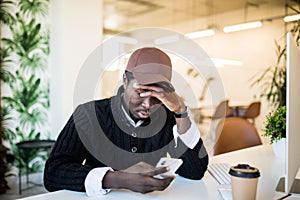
[
  {"xmin": 1, "ymin": 0, "xmax": 299, "ymax": 154},
  {"xmin": 48, "ymin": 0, "xmax": 298, "ymax": 143},
  {"xmin": 1, "ymin": 0, "xmax": 300, "ymax": 197}
]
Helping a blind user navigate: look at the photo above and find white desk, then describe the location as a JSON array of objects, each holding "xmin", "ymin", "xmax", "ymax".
[{"xmin": 18, "ymin": 145, "xmax": 298, "ymax": 200}]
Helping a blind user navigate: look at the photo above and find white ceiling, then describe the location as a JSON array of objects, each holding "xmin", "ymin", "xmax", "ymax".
[{"xmin": 103, "ymin": 0, "xmax": 299, "ymax": 36}]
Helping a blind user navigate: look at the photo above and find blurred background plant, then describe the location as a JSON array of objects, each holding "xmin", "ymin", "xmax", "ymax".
[
  {"xmin": 251, "ymin": 19, "xmax": 300, "ymax": 109},
  {"xmin": 0, "ymin": 0, "xmax": 50, "ymax": 175}
]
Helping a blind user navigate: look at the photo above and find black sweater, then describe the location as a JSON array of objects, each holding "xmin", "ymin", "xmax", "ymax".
[{"xmin": 44, "ymin": 95, "xmax": 209, "ymax": 192}]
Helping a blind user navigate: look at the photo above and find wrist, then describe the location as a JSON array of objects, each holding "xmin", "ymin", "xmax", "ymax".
[
  {"xmin": 174, "ymin": 106, "xmax": 186, "ymax": 113},
  {"xmin": 174, "ymin": 106, "xmax": 189, "ymax": 118},
  {"xmin": 103, "ymin": 171, "xmax": 124, "ymax": 189}
]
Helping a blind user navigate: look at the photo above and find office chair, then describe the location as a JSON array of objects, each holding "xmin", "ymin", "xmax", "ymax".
[
  {"xmin": 240, "ymin": 101, "xmax": 261, "ymax": 124},
  {"xmin": 200, "ymin": 99, "xmax": 232, "ymax": 122},
  {"xmin": 213, "ymin": 117, "xmax": 262, "ymax": 155}
]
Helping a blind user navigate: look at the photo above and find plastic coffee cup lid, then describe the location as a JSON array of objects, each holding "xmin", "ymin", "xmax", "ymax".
[{"xmin": 229, "ymin": 164, "xmax": 260, "ymax": 178}]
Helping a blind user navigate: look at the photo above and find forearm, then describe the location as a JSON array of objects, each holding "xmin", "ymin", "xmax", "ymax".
[
  {"xmin": 44, "ymin": 114, "xmax": 92, "ymax": 192},
  {"xmin": 102, "ymin": 167, "xmax": 174, "ymax": 194},
  {"xmin": 44, "ymin": 156, "xmax": 92, "ymax": 192},
  {"xmin": 179, "ymin": 140, "xmax": 208, "ymax": 179},
  {"xmin": 170, "ymin": 138, "xmax": 209, "ymax": 180},
  {"xmin": 175, "ymin": 116, "xmax": 191, "ymax": 134},
  {"xmin": 44, "ymin": 132, "xmax": 91, "ymax": 192},
  {"xmin": 174, "ymin": 104, "xmax": 191, "ymax": 134},
  {"xmin": 102, "ymin": 171, "xmax": 125, "ymax": 190}
]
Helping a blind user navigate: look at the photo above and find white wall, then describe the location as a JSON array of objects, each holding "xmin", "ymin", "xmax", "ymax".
[{"xmin": 49, "ymin": 0, "xmax": 102, "ymax": 138}]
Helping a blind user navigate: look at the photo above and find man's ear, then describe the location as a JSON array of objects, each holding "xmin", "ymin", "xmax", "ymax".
[{"xmin": 123, "ymin": 74, "xmax": 128, "ymax": 89}]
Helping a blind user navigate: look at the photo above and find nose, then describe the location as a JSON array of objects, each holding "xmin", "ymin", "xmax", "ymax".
[{"xmin": 141, "ymin": 96, "xmax": 152, "ymax": 109}]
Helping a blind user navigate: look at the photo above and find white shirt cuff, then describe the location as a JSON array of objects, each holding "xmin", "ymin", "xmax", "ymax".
[
  {"xmin": 84, "ymin": 167, "xmax": 113, "ymax": 196},
  {"xmin": 173, "ymin": 120, "xmax": 200, "ymax": 149}
]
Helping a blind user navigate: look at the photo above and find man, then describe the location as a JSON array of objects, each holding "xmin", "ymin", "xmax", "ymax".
[{"xmin": 44, "ymin": 47, "xmax": 208, "ymax": 196}]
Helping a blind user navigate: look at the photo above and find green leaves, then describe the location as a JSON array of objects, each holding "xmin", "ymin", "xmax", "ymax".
[
  {"xmin": 2, "ymin": 16, "xmax": 48, "ymax": 72},
  {"xmin": 1, "ymin": 0, "xmax": 50, "ymax": 174},
  {"xmin": 0, "ymin": 106, "xmax": 15, "ymax": 141},
  {"xmin": 263, "ymin": 106, "xmax": 286, "ymax": 144},
  {"xmin": 2, "ymin": 73, "xmax": 48, "ymax": 129},
  {"xmin": 18, "ymin": 0, "xmax": 49, "ymax": 18},
  {"xmin": 0, "ymin": 0, "xmax": 15, "ymax": 25},
  {"xmin": 0, "ymin": 47, "xmax": 15, "ymax": 82}
]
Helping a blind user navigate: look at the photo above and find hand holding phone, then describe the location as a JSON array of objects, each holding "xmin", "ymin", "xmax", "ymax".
[{"xmin": 155, "ymin": 157, "xmax": 183, "ymax": 178}]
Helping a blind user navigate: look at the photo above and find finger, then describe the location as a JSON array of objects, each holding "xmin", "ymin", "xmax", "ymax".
[
  {"xmin": 158, "ymin": 176, "xmax": 175, "ymax": 188},
  {"xmin": 140, "ymin": 90, "xmax": 165, "ymax": 101},
  {"xmin": 146, "ymin": 176, "xmax": 175, "ymax": 191},
  {"xmin": 139, "ymin": 91, "xmax": 153, "ymax": 97},
  {"xmin": 153, "ymin": 167, "xmax": 170, "ymax": 176},
  {"xmin": 133, "ymin": 83, "xmax": 165, "ymax": 93},
  {"xmin": 142, "ymin": 166, "xmax": 169, "ymax": 177}
]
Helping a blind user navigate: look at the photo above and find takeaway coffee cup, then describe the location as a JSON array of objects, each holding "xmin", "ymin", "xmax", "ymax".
[{"xmin": 229, "ymin": 164, "xmax": 260, "ymax": 200}]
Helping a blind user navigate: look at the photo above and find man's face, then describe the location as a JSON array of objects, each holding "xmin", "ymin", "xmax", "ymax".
[{"xmin": 123, "ymin": 78, "xmax": 161, "ymax": 119}]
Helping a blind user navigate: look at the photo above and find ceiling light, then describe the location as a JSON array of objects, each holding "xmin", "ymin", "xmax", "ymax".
[
  {"xmin": 283, "ymin": 14, "xmax": 300, "ymax": 22},
  {"xmin": 114, "ymin": 36, "xmax": 138, "ymax": 44},
  {"xmin": 223, "ymin": 21, "xmax": 262, "ymax": 33},
  {"xmin": 154, "ymin": 35, "xmax": 180, "ymax": 45},
  {"xmin": 199, "ymin": 58, "xmax": 243, "ymax": 68},
  {"xmin": 104, "ymin": 13, "xmax": 124, "ymax": 30},
  {"xmin": 211, "ymin": 58, "xmax": 243, "ymax": 67},
  {"xmin": 185, "ymin": 29, "xmax": 215, "ymax": 39}
]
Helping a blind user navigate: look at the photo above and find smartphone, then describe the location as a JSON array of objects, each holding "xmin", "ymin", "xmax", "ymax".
[{"xmin": 155, "ymin": 157, "xmax": 183, "ymax": 178}]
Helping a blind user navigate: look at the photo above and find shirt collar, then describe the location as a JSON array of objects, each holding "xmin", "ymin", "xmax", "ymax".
[{"xmin": 121, "ymin": 105, "xmax": 144, "ymax": 128}]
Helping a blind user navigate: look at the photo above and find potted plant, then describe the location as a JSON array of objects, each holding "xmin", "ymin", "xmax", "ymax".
[{"xmin": 263, "ymin": 105, "xmax": 286, "ymax": 158}]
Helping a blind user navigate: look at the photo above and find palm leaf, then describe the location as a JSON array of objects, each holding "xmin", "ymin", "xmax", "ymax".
[
  {"xmin": 0, "ymin": 0, "xmax": 15, "ymax": 25},
  {"xmin": 2, "ymin": 73, "xmax": 48, "ymax": 128},
  {"xmin": 5, "ymin": 16, "xmax": 47, "ymax": 72},
  {"xmin": 0, "ymin": 47, "xmax": 15, "ymax": 82},
  {"xmin": 19, "ymin": 107, "xmax": 47, "ymax": 129},
  {"xmin": 18, "ymin": 0, "xmax": 49, "ymax": 18},
  {"xmin": 0, "ymin": 105, "xmax": 16, "ymax": 141}
]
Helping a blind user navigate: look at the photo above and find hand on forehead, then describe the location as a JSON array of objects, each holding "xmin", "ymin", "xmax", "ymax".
[{"xmin": 133, "ymin": 82, "xmax": 166, "ymax": 93}]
